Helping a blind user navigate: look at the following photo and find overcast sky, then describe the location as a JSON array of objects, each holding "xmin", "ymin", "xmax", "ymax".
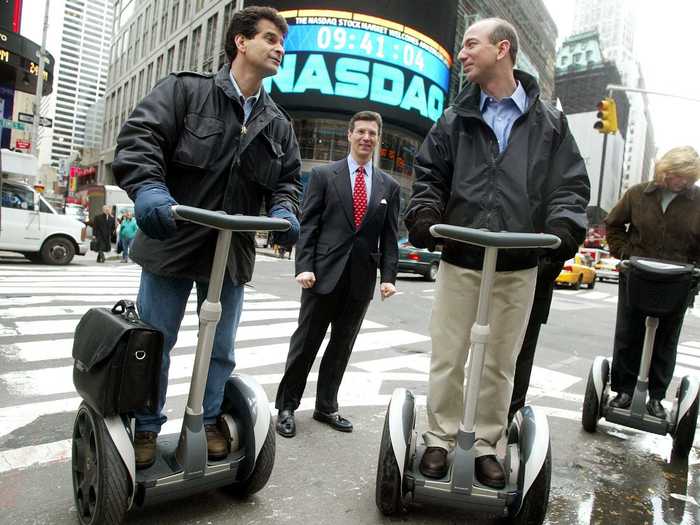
[
  {"xmin": 543, "ymin": 0, "xmax": 700, "ymax": 157},
  {"xmin": 23, "ymin": 0, "xmax": 700, "ymax": 157}
]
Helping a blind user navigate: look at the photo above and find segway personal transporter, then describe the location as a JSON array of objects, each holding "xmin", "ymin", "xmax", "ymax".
[
  {"xmin": 582, "ymin": 257, "xmax": 700, "ymax": 459},
  {"xmin": 376, "ymin": 224, "xmax": 560, "ymax": 523},
  {"xmin": 70, "ymin": 206, "xmax": 290, "ymax": 524}
]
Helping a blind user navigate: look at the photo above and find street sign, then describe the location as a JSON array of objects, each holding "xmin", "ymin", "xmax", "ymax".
[
  {"xmin": 15, "ymin": 139, "xmax": 31, "ymax": 150},
  {"xmin": 17, "ymin": 112, "xmax": 53, "ymax": 127},
  {"xmin": 0, "ymin": 118, "xmax": 27, "ymax": 131}
]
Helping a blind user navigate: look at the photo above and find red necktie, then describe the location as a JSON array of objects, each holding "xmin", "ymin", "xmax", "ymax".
[{"xmin": 353, "ymin": 166, "xmax": 368, "ymax": 229}]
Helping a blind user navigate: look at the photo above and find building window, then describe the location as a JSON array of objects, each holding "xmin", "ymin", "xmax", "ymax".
[
  {"xmin": 171, "ymin": 0, "xmax": 179, "ymax": 34},
  {"xmin": 195, "ymin": 0, "xmax": 205, "ymax": 13},
  {"xmin": 190, "ymin": 25, "xmax": 202, "ymax": 70},
  {"xmin": 166, "ymin": 45, "xmax": 175, "ymax": 73},
  {"xmin": 146, "ymin": 62, "xmax": 154, "ymax": 92},
  {"xmin": 177, "ymin": 36, "xmax": 188, "ymax": 70},
  {"xmin": 221, "ymin": 1, "xmax": 234, "ymax": 51},
  {"xmin": 183, "ymin": 0, "xmax": 191, "ymax": 21},
  {"xmin": 572, "ymin": 52, "xmax": 581, "ymax": 63},
  {"xmin": 156, "ymin": 54, "xmax": 164, "ymax": 81},
  {"xmin": 137, "ymin": 70, "xmax": 144, "ymax": 102},
  {"xmin": 160, "ymin": 1, "xmax": 169, "ymax": 41},
  {"xmin": 203, "ymin": 14, "xmax": 218, "ymax": 72}
]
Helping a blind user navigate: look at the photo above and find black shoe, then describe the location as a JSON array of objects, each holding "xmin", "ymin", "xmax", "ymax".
[
  {"xmin": 647, "ymin": 398, "xmax": 667, "ymax": 419},
  {"xmin": 276, "ymin": 409, "xmax": 296, "ymax": 438},
  {"xmin": 475, "ymin": 455, "xmax": 506, "ymax": 489},
  {"xmin": 609, "ymin": 392, "xmax": 632, "ymax": 409},
  {"xmin": 312, "ymin": 410, "xmax": 353, "ymax": 432},
  {"xmin": 419, "ymin": 447, "xmax": 448, "ymax": 478}
]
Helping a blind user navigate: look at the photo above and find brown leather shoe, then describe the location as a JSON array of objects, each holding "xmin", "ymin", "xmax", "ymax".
[
  {"xmin": 475, "ymin": 455, "xmax": 505, "ymax": 489},
  {"xmin": 205, "ymin": 419, "xmax": 229, "ymax": 461},
  {"xmin": 420, "ymin": 447, "xmax": 448, "ymax": 478},
  {"xmin": 134, "ymin": 431, "xmax": 157, "ymax": 470}
]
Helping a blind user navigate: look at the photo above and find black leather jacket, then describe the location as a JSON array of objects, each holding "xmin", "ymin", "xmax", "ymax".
[
  {"xmin": 405, "ymin": 71, "xmax": 590, "ymax": 271},
  {"xmin": 113, "ymin": 66, "xmax": 302, "ymax": 284}
]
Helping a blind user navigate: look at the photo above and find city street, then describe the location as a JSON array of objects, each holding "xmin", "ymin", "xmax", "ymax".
[{"xmin": 0, "ymin": 252, "xmax": 698, "ymax": 524}]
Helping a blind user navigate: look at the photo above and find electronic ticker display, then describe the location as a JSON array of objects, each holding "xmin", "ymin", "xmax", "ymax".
[{"xmin": 248, "ymin": 1, "xmax": 458, "ymax": 135}]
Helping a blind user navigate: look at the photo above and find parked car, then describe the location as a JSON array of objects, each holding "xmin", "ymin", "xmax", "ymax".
[
  {"xmin": 398, "ymin": 238, "xmax": 441, "ymax": 281},
  {"xmin": 1, "ymin": 179, "xmax": 89, "ymax": 264},
  {"xmin": 595, "ymin": 256, "xmax": 621, "ymax": 283},
  {"xmin": 556, "ymin": 253, "xmax": 597, "ymax": 290}
]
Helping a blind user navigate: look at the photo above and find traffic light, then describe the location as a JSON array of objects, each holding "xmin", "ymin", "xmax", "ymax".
[{"xmin": 594, "ymin": 97, "xmax": 618, "ymax": 134}]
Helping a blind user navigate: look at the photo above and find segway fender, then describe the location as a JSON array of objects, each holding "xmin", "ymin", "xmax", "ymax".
[
  {"xmin": 591, "ymin": 356, "xmax": 609, "ymax": 403},
  {"xmin": 676, "ymin": 376, "xmax": 700, "ymax": 430},
  {"xmin": 104, "ymin": 415, "xmax": 136, "ymax": 509},
  {"xmin": 514, "ymin": 406, "xmax": 550, "ymax": 508},
  {"xmin": 389, "ymin": 388, "xmax": 415, "ymax": 479},
  {"xmin": 224, "ymin": 375, "xmax": 271, "ymax": 462}
]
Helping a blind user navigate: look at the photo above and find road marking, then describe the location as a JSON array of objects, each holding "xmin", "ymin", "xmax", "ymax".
[
  {"xmin": 3, "ymin": 309, "xmax": 302, "ymax": 337},
  {"xmin": 0, "ymin": 326, "xmax": 408, "ymax": 398},
  {"xmin": 0, "ymin": 300, "xmax": 301, "ymax": 320}
]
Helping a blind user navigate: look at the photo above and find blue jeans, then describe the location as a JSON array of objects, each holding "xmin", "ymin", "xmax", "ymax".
[
  {"xmin": 135, "ymin": 270, "xmax": 245, "ymax": 433},
  {"xmin": 122, "ymin": 237, "xmax": 134, "ymax": 261}
]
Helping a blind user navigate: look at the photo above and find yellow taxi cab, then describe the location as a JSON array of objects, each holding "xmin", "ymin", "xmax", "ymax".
[{"xmin": 555, "ymin": 253, "xmax": 597, "ymax": 290}]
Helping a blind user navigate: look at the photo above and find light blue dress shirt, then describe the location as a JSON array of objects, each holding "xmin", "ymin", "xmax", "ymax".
[
  {"xmin": 229, "ymin": 71, "xmax": 261, "ymax": 124},
  {"xmin": 347, "ymin": 155, "xmax": 372, "ymax": 200},
  {"xmin": 480, "ymin": 81, "xmax": 528, "ymax": 153}
]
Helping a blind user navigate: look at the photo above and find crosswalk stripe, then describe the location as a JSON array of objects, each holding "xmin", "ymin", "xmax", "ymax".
[
  {"xmin": 0, "ymin": 333, "xmax": 429, "ymax": 437},
  {"xmin": 0, "ymin": 300, "xmax": 301, "ymax": 320},
  {"xmin": 1, "ymin": 318, "xmax": 387, "ymax": 365},
  {"xmin": 2, "ymin": 310, "xmax": 302, "ymax": 337},
  {"xmin": 0, "ymin": 324, "xmax": 399, "ymax": 398}
]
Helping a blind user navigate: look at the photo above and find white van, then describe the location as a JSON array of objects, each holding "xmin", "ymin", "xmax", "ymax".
[{"xmin": 1, "ymin": 151, "xmax": 89, "ymax": 265}]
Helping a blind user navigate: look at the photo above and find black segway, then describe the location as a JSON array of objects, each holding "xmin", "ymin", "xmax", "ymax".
[
  {"xmin": 376, "ymin": 224, "xmax": 560, "ymax": 523},
  {"xmin": 582, "ymin": 257, "xmax": 700, "ymax": 459},
  {"xmin": 71, "ymin": 206, "xmax": 290, "ymax": 524}
]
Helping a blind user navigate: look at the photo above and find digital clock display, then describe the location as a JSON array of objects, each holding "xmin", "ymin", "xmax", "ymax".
[{"xmin": 257, "ymin": 4, "xmax": 457, "ymax": 136}]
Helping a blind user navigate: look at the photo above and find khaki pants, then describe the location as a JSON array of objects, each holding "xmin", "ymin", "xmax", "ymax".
[{"xmin": 424, "ymin": 261, "xmax": 536, "ymax": 457}]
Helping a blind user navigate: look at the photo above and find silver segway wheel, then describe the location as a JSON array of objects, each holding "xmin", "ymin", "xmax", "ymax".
[
  {"xmin": 506, "ymin": 444, "xmax": 552, "ymax": 525},
  {"xmin": 672, "ymin": 379, "xmax": 699, "ymax": 459},
  {"xmin": 226, "ymin": 418, "xmax": 276, "ymax": 498},
  {"xmin": 375, "ymin": 405, "xmax": 406, "ymax": 515},
  {"xmin": 582, "ymin": 357, "xmax": 609, "ymax": 433},
  {"xmin": 71, "ymin": 402, "xmax": 130, "ymax": 525}
]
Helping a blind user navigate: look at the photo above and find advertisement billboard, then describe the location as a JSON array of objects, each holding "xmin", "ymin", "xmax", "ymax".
[{"xmin": 246, "ymin": 1, "xmax": 458, "ymax": 135}]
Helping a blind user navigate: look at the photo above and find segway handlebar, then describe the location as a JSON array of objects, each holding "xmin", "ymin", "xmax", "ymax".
[
  {"xmin": 172, "ymin": 205, "xmax": 291, "ymax": 232},
  {"xmin": 429, "ymin": 224, "xmax": 561, "ymax": 250}
]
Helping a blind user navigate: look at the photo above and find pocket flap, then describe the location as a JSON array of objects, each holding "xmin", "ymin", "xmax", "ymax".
[{"xmin": 184, "ymin": 114, "xmax": 225, "ymax": 139}]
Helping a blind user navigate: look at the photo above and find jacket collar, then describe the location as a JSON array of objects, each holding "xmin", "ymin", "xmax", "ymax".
[
  {"xmin": 453, "ymin": 69, "xmax": 541, "ymax": 118},
  {"xmin": 214, "ymin": 65, "xmax": 281, "ymax": 120},
  {"xmin": 643, "ymin": 180, "xmax": 697, "ymax": 200}
]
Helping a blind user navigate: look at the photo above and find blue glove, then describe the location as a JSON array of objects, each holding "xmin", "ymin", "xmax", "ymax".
[
  {"xmin": 134, "ymin": 185, "xmax": 178, "ymax": 240},
  {"xmin": 268, "ymin": 205, "xmax": 300, "ymax": 248}
]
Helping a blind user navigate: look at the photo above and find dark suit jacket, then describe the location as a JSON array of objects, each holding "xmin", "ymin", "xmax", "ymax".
[
  {"xmin": 295, "ymin": 158, "xmax": 400, "ymax": 301},
  {"xmin": 92, "ymin": 213, "xmax": 115, "ymax": 252}
]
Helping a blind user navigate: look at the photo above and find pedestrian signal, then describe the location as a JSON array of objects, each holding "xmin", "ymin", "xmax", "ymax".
[{"xmin": 594, "ymin": 97, "xmax": 618, "ymax": 134}]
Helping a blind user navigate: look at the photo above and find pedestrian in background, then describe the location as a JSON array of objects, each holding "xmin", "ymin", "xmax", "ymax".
[
  {"xmin": 118, "ymin": 210, "xmax": 138, "ymax": 263},
  {"xmin": 92, "ymin": 205, "xmax": 115, "ymax": 263},
  {"xmin": 404, "ymin": 18, "xmax": 589, "ymax": 487},
  {"xmin": 605, "ymin": 145, "xmax": 700, "ymax": 418}
]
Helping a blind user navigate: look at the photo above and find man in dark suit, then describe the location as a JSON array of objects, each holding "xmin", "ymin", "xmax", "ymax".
[
  {"xmin": 92, "ymin": 205, "xmax": 115, "ymax": 263},
  {"xmin": 275, "ymin": 111, "xmax": 400, "ymax": 438}
]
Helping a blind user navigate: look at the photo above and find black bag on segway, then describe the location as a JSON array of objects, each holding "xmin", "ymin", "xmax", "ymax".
[
  {"xmin": 625, "ymin": 257, "xmax": 695, "ymax": 317},
  {"xmin": 72, "ymin": 300, "xmax": 164, "ymax": 417}
]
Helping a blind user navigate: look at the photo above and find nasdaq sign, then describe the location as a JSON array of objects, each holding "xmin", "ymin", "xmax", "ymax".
[{"xmin": 262, "ymin": 8, "xmax": 454, "ymax": 135}]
